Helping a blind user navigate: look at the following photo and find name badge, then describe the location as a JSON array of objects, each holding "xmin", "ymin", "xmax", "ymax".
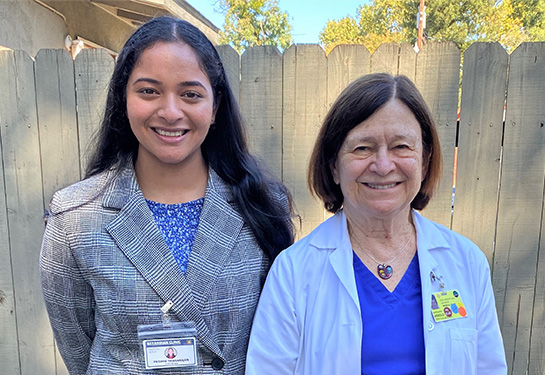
[
  {"xmin": 431, "ymin": 290, "xmax": 468, "ymax": 322},
  {"xmin": 142, "ymin": 337, "xmax": 197, "ymax": 369},
  {"xmin": 138, "ymin": 316, "xmax": 199, "ymax": 370}
]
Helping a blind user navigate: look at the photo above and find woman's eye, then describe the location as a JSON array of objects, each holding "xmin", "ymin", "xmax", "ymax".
[
  {"xmin": 183, "ymin": 91, "xmax": 202, "ymax": 99},
  {"xmin": 138, "ymin": 88, "xmax": 156, "ymax": 95}
]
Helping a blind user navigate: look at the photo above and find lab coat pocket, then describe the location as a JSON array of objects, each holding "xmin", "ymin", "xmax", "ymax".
[{"xmin": 449, "ymin": 328, "xmax": 477, "ymax": 374}]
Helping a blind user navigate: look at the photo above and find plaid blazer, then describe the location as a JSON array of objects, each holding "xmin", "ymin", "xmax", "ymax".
[{"xmin": 40, "ymin": 166, "xmax": 284, "ymax": 374}]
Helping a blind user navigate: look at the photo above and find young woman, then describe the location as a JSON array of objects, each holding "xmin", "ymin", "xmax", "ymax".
[{"xmin": 40, "ymin": 16, "xmax": 293, "ymax": 374}]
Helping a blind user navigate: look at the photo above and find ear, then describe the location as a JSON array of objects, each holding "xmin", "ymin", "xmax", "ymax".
[{"xmin": 330, "ymin": 159, "xmax": 340, "ymax": 185}]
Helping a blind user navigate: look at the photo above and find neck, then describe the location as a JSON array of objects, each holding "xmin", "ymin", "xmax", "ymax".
[
  {"xmin": 346, "ymin": 208, "xmax": 413, "ymax": 240},
  {"xmin": 134, "ymin": 155, "xmax": 208, "ymax": 204},
  {"xmin": 347, "ymin": 209, "xmax": 415, "ymax": 261}
]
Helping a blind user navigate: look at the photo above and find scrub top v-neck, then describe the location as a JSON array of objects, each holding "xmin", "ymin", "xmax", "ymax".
[{"xmin": 353, "ymin": 252, "xmax": 426, "ymax": 374}]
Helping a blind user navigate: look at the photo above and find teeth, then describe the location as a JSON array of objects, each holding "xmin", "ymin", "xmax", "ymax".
[
  {"xmin": 367, "ymin": 183, "xmax": 397, "ymax": 190},
  {"xmin": 155, "ymin": 128, "xmax": 187, "ymax": 137}
]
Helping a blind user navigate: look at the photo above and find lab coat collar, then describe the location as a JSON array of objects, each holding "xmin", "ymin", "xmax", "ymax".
[
  {"xmin": 307, "ymin": 210, "xmax": 453, "ymax": 314},
  {"xmin": 412, "ymin": 209, "xmax": 451, "ymax": 274},
  {"xmin": 309, "ymin": 211, "xmax": 360, "ymax": 311}
]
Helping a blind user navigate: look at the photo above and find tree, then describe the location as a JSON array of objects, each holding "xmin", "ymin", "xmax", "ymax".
[
  {"xmin": 319, "ymin": 0, "xmax": 545, "ymax": 54},
  {"xmin": 509, "ymin": 0, "xmax": 545, "ymax": 40},
  {"xmin": 319, "ymin": 0, "xmax": 410, "ymax": 54},
  {"xmin": 218, "ymin": 0, "xmax": 292, "ymax": 54}
]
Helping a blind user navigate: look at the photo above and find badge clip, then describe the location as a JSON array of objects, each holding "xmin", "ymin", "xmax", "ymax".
[{"xmin": 161, "ymin": 300, "xmax": 174, "ymax": 324}]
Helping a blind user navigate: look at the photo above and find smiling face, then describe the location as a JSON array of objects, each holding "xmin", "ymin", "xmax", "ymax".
[
  {"xmin": 331, "ymin": 99, "xmax": 426, "ymax": 223},
  {"xmin": 126, "ymin": 41, "xmax": 217, "ymax": 174}
]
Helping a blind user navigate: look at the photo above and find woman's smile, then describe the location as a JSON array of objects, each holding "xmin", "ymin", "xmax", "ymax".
[
  {"xmin": 332, "ymin": 98, "xmax": 426, "ymax": 221},
  {"xmin": 152, "ymin": 127, "xmax": 190, "ymax": 137},
  {"xmin": 126, "ymin": 41, "xmax": 217, "ymax": 171},
  {"xmin": 364, "ymin": 182, "xmax": 400, "ymax": 190}
]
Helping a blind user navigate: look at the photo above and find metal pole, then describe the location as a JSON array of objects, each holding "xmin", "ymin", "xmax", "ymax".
[{"xmin": 417, "ymin": 0, "xmax": 425, "ymax": 50}]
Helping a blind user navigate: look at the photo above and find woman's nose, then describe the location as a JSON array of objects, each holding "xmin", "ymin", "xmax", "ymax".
[
  {"xmin": 158, "ymin": 95, "xmax": 184, "ymax": 123},
  {"xmin": 369, "ymin": 148, "xmax": 395, "ymax": 175}
]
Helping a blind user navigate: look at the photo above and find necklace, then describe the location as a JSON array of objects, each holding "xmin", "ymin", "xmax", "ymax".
[{"xmin": 355, "ymin": 230, "xmax": 413, "ymax": 280}]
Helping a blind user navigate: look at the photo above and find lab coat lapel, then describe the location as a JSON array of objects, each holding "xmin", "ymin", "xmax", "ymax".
[
  {"xmin": 103, "ymin": 167, "xmax": 222, "ymax": 357},
  {"xmin": 314, "ymin": 212, "xmax": 361, "ymax": 311},
  {"xmin": 413, "ymin": 210, "xmax": 449, "ymax": 337}
]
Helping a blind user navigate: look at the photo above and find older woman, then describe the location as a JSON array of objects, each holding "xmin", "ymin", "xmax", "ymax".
[{"xmin": 246, "ymin": 73, "xmax": 507, "ymax": 374}]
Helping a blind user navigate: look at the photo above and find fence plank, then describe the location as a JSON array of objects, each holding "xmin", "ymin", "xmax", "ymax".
[
  {"xmin": 493, "ymin": 42, "xmax": 545, "ymax": 374},
  {"xmin": 531, "ymin": 195, "xmax": 545, "ymax": 375},
  {"xmin": 327, "ymin": 44, "xmax": 370, "ymax": 107},
  {"xmin": 452, "ymin": 42, "xmax": 508, "ymax": 262},
  {"xmin": 74, "ymin": 49, "xmax": 114, "ymax": 174},
  {"xmin": 371, "ymin": 43, "xmax": 399, "ymax": 75},
  {"xmin": 283, "ymin": 45, "xmax": 327, "ymax": 236},
  {"xmin": 0, "ymin": 50, "xmax": 56, "ymax": 375},
  {"xmin": 36, "ymin": 49, "xmax": 80, "ymax": 206},
  {"xmin": 0, "ymin": 51, "xmax": 20, "ymax": 375},
  {"xmin": 216, "ymin": 45, "xmax": 240, "ymax": 103},
  {"xmin": 240, "ymin": 46, "xmax": 283, "ymax": 178},
  {"xmin": 398, "ymin": 43, "xmax": 417, "ymax": 81},
  {"xmin": 415, "ymin": 42, "xmax": 461, "ymax": 227},
  {"xmin": 35, "ymin": 48, "xmax": 80, "ymax": 375}
]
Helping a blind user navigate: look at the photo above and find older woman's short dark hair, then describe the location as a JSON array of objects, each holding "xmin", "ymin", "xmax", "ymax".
[{"xmin": 308, "ymin": 73, "xmax": 442, "ymax": 213}]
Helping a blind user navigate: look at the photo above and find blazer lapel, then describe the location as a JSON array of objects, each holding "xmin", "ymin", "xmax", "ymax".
[
  {"xmin": 185, "ymin": 169, "xmax": 244, "ymax": 312},
  {"xmin": 103, "ymin": 167, "xmax": 222, "ymax": 357}
]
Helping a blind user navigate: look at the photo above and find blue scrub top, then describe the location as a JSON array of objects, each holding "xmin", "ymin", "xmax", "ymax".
[{"xmin": 353, "ymin": 252, "xmax": 426, "ymax": 374}]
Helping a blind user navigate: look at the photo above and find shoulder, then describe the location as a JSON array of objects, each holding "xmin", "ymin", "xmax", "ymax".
[
  {"xmin": 274, "ymin": 213, "xmax": 342, "ymax": 267},
  {"xmin": 414, "ymin": 211, "xmax": 488, "ymax": 265},
  {"xmin": 48, "ymin": 169, "xmax": 116, "ymax": 214}
]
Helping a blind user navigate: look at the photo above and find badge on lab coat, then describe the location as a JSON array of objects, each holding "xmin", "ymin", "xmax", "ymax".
[{"xmin": 431, "ymin": 290, "xmax": 468, "ymax": 322}]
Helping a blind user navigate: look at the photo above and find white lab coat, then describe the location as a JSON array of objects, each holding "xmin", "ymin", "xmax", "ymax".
[{"xmin": 246, "ymin": 210, "xmax": 507, "ymax": 375}]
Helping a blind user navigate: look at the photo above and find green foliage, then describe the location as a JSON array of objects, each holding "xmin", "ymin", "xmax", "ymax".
[
  {"xmin": 510, "ymin": 0, "xmax": 545, "ymax": 40},
  {"xmin": 319, "ymin": 0, "xmax": 545, "ymax": 54},
  {"xmin": 319, "ymin": 17, "xmax": 365, "ymax": 53},
  {"xmin": 218, "ymin": 0, "xmax": 292, "ymax": 54}
]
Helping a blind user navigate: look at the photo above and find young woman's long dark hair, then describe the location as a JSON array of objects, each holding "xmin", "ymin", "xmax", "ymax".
[{"xmin": 86, "ymin": 16, "xmax": 294, "ymax": 260}]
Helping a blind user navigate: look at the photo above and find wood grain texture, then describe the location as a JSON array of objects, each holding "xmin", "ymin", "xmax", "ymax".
[
  {"xmin": 398, "ymin": 43, "xmax": 417, "ymax": 81},
  {"xmin": 492, "ymin": 42, "xmax": 545, "ymax": 374},
  {"xmin": 283, "ymin": 45, "xmax": 327, "ymax": 236},
  {"xmin": 0, "ymin": 50, "xmax": 56, "ymax": 375},
  {"xmin": 327, "ymin": 44, "xmax": 370, "ymax": 107},
  {"xmin": 452, "ymin": 42, "xmax": 508, "ymax": 262},
  {"xmin": 35, "ymin": 49, "xmax": 80, "ymax": 206},
  {"xmin": 35, "ymin": 48, "xmax": 79, "ymax": 375},
  {"xmin": 240, "ymin": 46, "xmax": 283, "ymax": 178},
  {"xmin": 216, "ymin": 45, "xmax": 240, "ymax": 104},
  {"xmin": 74, "ymin": 48, "xmax": 114, "ymax": 174},
  {"xmin": 371, "ymin": 43, "xmax": 399, "ymax": 75},
  {"xmin": 531, "ymin": 191, "xmax": 545, "ymax": 375},
  {"xmin": 415, "ymin": 42, "xmax": 461, "ymax": 228},
  {"xmin": 0, "ymin": 50, "xmax": 21, "ymax": 375}
]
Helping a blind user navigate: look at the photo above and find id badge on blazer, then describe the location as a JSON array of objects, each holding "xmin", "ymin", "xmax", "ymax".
[{"xmin": 137, "ymin": 301, "xmax": 199, "ymax": 370}]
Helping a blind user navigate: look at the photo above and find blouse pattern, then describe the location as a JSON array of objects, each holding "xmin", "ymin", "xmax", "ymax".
[{"xmin": 146, "ymin": 198, "xmax": 204, "ymax": 274}]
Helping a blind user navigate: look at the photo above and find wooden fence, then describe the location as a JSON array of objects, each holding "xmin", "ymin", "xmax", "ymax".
[{"xmin": 0, "ymin": 41, "xmax": 544, "ymax": 374}]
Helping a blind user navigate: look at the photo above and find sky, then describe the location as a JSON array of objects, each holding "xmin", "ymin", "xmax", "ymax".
[{"xmin": 185, "ymin": 0, "xmax": 370, "ymax": 44}]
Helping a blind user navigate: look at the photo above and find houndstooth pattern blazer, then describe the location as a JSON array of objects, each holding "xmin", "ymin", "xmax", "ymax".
[{"xmin": 40, "ymin": 166, "xmax": 284, "ymax": 374}]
